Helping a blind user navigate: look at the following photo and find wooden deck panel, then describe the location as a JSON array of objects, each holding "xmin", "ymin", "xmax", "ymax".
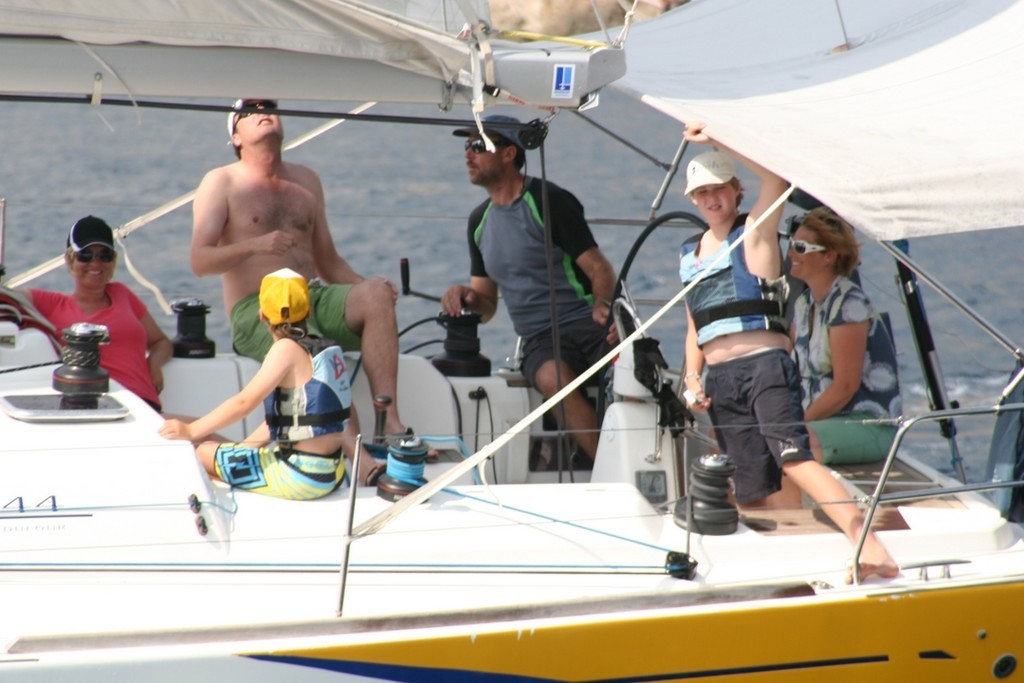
[
  {"xmin": 831, "ymin": 458, "xmax": 962, "ymax": 508},
  {"xmin": 740, "ymin": 458, "xmax": 960, "ymax": 536},
  {"xmin": 741, "ymin": 507, "xmax": 908, "ymax": 536},
  {"xmin": 830, "ymin": 459, "xmax": 935, "ymax": 489}
]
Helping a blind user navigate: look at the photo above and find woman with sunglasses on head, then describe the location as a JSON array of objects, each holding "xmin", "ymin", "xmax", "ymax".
[
  {"xmin": 788, "ymin": 207, "xmax": 901, "ymax": 466},
  {"xmin": 28, "ymin": 215, "xmax": 173, "ymax": 411},
  {"xmin": 678, "ymin": 123, "xmax": 897, "ymax": 582}
]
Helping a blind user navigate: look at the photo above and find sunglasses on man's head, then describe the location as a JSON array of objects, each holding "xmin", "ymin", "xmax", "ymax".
[
  {"xmin": 75, "ymin": 247, "xmax": 116, "ymax": 263},
  {"xmin": 236, "ymin": 100, "xmax": 278, "ymax": 119},
  {"xmin": 789, "ymin": 239, "xmax": 827, "ymax": 255}
]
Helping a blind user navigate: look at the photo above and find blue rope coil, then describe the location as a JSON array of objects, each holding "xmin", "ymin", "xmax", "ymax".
[
  {"xmin": 384, "ymin": 438, "xmax": 429, "ymax": 486},
  {"xmin": 385, "ymin": 455, "xmax": 427, "ymax": 485}
]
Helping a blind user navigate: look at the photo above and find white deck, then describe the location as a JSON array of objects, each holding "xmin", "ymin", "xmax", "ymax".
[{"xmin": 2, "ymin": 325, "xmax": 1023, "ymax": 676}]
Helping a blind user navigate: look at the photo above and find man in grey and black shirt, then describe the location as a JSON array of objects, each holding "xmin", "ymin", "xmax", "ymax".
[{"xmin": 441, "ymin": 115, "xmax": 618, "ymax": 463}]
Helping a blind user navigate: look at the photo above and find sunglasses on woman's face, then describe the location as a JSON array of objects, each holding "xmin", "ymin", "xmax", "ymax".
[
  {"xmin": 75, "ymin": 247, "xmax": 116, "ymax": 263},
  {"xmin": 789, "ymin": 239, "xmax": 826, "ymax": 255}
]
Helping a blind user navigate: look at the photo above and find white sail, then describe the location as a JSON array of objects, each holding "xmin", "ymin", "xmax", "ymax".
[
  {"xmin": 611, "ymin": 0, "xmax": 1024, "ymax": 241},
  {"xmin": 0, "ymin": 0, "xmax": 625, "ymax": 109}
]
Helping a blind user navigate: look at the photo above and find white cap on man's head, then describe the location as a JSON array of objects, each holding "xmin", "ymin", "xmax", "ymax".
[
  {"xmin": 226, "ymin": 98, "xmax": 279, "ymax": 141},
  {"xmin": 684, "ymin": 151, "xmax": 736, "ymax": 196},
  {"xmin": 226, "ymin": 99, "xmax": 248, "ymax": 140}
]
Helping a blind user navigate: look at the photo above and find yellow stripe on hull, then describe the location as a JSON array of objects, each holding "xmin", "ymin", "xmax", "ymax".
[{"xmin": 260, "ymin": 579, "xmax": 1024, "ymax": 681}]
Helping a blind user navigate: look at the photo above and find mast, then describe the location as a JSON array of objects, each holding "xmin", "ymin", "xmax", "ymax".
[{"xmin": 890, "ymin": 239, "xmax": 966, "ymax": 483}]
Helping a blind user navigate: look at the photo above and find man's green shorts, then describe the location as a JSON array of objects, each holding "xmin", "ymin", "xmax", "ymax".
[{"xmin": 230, "ymin": 283, "xmax": 360, "ymax": 360}]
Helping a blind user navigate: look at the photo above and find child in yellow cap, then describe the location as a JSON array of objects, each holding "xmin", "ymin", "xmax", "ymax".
[{"xmin": 159, "ymin": 268, "xmax": 353, "ymax": 499}]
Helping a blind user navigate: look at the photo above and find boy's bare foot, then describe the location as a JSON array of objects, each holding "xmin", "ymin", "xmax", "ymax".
[
  {"xmin": 846, "ymin": 516, "xmax": 899, "ymax": 583},
  {"xmin": 846, "ymin": 559, "xmax": 900, "ymax": 584}
]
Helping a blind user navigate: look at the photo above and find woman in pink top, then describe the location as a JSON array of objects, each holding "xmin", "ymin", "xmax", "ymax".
[{"xmin": 29, "ymin": 216, "xmax": 173, "ymax": 411}]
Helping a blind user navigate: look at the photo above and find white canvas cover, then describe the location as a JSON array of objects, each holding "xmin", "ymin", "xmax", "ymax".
[
  {"xmin": 612, "ymin": 0, "xmax": 1024, "ymax": 241},
  {"xmin": 0, "ymin": 0, "xmax": 625, "ymax": 108},
  {"xmin": 0, "ymin": 0, "xmax": 482, "ymax": 80}
]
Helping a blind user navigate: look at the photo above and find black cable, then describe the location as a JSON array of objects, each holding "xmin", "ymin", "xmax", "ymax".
[
  {"xmin": 484, "ymin": 391, "xmax": 497, "ymax": 483},
  {"xmin": 536, "ymin": 141, "xmax": 572, "ymax": 480},
  {"xmin": 400, "ymin": 339, "xmax": 443, "ymax": 355},
  {"xmin": 448, "ymin": 382, "xmax": 463, "ymax": 451},
  {"xmin": 398, "ymin": 315, "xmax": 440, "ymax": 338},
  {"xmin": 0, "ymin": 94, "xmax": 523, "ymax": 132},
  {"xmin": 611, "ymin": 210, "xmax": 708, "ymax": 304},
  {"xmin": 0, "ymin": 359, "xmax": 60, "ymax": 375},
  {"xmin": 571, "ymin": 110, "xmax": 672, "ymax": 171}
]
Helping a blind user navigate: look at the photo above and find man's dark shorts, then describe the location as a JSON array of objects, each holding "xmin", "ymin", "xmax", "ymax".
[
  {"xmin": 231, "ymin": 283, "xmax": 359, "ymax": 360},
  {"xmin": 705, "ymin": 348, "xmax": 813, "ymax": 505},
  {"xmin": 521, "ymin": 316, "xmax": 608, "ymax": 389}
]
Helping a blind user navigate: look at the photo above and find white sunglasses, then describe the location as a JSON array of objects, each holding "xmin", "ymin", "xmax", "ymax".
[{"xmin": 790, "ymin": 239, "xmax": 826, "ymax": 255}]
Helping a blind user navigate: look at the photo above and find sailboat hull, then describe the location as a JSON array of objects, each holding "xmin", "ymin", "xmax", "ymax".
[{"xmin": 6, "ymin": 578, "xmax": 1022, "ymax": 681}]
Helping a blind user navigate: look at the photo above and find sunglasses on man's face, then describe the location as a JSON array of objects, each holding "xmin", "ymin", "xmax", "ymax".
[
  {"xmin": 789, "ymin": 239, "xmax": 827, "ymax": 255},
  {"xmin": 75, "ymin": 247, "xmax": 116, "ymax": 263},
  {"xmin": 236, "ymin": 100, "xmax": 278, "ymax": 119},
  {"xmin": 464, "ymin": 138, "xmax": 511, "ymax": 154}
]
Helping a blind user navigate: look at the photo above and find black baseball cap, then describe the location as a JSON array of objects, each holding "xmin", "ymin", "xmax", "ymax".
[
  {"xmin": 67, "ymin": 216, "xmax": 115, "ymax": 251},
  {"xmin": 452, "ymin": 114, "xmax": 525, "ymax": 152}
]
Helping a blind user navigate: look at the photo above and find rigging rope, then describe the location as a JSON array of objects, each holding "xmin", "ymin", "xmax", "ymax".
[
  {"xmin": 0, "ymin": 495, "xmax": 238, "ymax": 522},
  {"xmin": 444, "ymin": 488, "xmax": 675, "ymax": 555},
  {"xmin": 496, "ymin": 30, "xmax": 609, "ymax": 48}
]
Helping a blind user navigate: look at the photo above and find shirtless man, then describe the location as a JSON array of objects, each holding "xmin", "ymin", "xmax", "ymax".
[{"xmin": 191, "ymin": 98, "xmax": 407, "ymax": 484}]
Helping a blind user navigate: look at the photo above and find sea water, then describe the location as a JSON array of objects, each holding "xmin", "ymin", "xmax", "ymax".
[{"xmin": 2, "ymin": 92, "xmax": 1021, "ymax": 480}]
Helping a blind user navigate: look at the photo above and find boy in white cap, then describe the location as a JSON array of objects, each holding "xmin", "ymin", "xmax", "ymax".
[
  {"xmin": 159, "ymin": 268, "xmax": 353, "ymax": 499},
  {"xmin": 677, "ymin": 122, "xmax": 897, "ymax": 581}
]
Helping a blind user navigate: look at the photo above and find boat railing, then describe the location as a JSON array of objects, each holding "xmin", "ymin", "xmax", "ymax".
[{"xmin": 852, "ymin": 401, "xmax": 1024, "ymax": 584}]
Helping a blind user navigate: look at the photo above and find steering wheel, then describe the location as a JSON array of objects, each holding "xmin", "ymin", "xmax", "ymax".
[{"xmin": 609, "ymin": 210, "xmax": 708, "ymax": 335}]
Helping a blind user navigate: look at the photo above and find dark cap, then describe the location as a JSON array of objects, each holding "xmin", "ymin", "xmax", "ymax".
[
  {"xmin": 67, "ymin": 216, "xmax": 115, "ymax": 251},
  {"xmin": 452, "ymin": 114, "xmax": 525, "ymax": 152}
]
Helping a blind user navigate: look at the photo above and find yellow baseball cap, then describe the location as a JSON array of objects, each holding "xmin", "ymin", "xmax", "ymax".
[{"xmin": 259, "ymin": 268, "xmax": 309, "ymax": 325}]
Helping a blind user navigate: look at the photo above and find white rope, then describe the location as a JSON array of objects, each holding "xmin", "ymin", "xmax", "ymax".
[
  {"xmin": 589, "ymin": 0, "xmax": 613, "ymax": 44},
  {"xmin": 612, "ymin": 0, "xmax": 643, "ymax": 48},
  {"xmin": 74, "ymin": 40, "xmax": 143, "ymax": 130},
  {"xmin": 114, "ymin": 233, "xmax": 174, "ymax": 315}
]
